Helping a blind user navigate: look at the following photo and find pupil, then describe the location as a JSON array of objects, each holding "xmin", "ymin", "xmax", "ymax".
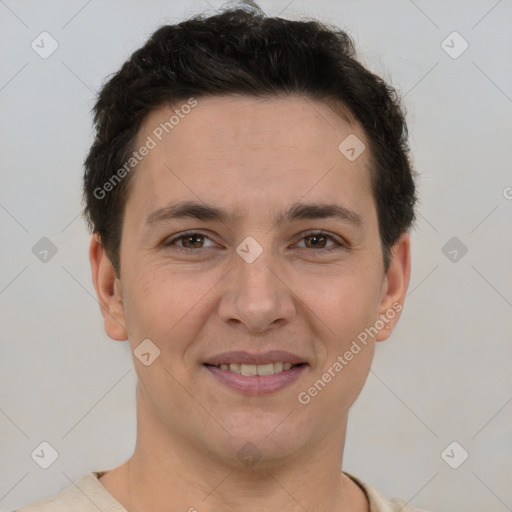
[
  {"xmin": 308, "ymin": 235, "xmax": 325, "ymax": 248},
  {"xmin": 186, "ymin": 235, "xmax": 202, "ymax": 248}
]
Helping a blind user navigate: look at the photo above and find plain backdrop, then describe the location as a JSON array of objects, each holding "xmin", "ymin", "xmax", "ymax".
[{"xmin": 1, "ymin": 1, "xmax": 511, "ymax": 510}]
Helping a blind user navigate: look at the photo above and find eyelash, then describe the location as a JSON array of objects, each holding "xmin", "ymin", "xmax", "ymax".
[{"xmin": 162, "ymin": 230, "xmax": 346, "ymax": 255}]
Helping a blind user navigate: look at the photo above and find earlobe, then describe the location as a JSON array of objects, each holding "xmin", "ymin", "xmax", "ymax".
[
  {"xmin": 89, "ymin": 234, "xmax": 128, "ymax": 341},
  {"xmin": 375, "ymin": 232, "xmax": 411, "ymax": 342}
]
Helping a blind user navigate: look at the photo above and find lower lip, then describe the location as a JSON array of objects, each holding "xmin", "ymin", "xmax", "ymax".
[{"xmin": 204, "ymin": 364, "xmax": 308, "ymax": 394}]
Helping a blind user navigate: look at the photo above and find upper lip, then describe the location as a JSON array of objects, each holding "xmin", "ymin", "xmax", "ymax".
[{"xmin": 204, "ymin": 350, "xmax": 307, "ymax": 366}]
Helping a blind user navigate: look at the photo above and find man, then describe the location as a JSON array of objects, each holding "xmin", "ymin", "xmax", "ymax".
[{"xmin": 17, "ymin": 2, "xmax": 426, "ymax": 511}]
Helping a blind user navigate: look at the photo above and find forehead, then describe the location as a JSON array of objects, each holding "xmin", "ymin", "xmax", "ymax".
[
  {"xmin": 138, "ymin": 94, "xmax": 364, "ymax": 161},
  {"xmin": 129, "ymin": 94, "xmax": 374, "ymax": 224}
]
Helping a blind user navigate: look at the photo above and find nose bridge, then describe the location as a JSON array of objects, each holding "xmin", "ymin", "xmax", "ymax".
[
  {"xmin": 235, "ymin": 237, "xmax": 280, "ymax": 304},
  {"xmin": 218, "ymin": 235, "xmax": 295, "ymax": 331}
]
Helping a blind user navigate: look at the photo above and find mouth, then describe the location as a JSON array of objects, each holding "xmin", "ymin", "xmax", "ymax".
[
  {"xmin": 204, "ymin": 361, "xmax": 306, "ymax": 376},
  {"xmin": 202, "ymin": 350, "xmax": 309, "ymax": 394},
  {"xmin": 203, "ymin": 361, "xmax": 308, "ymax": 394}
]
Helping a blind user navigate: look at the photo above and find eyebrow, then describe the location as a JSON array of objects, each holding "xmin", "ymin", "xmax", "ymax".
[{"xmin": 144, "ymin": 200, "xmax": 363, "ymax": 229}]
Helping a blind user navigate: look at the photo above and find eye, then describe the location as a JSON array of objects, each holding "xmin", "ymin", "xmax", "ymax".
[
  {"xmin": 295, "ymin": 231, "xmax": 345, "ymax": 253},
  {"xmin": 163, "ymin": 230, "xmax": 345, "ymax": 254},
  {"xmin": 163, "ymin": 231, "xmax": 217, "ymax": 253}
]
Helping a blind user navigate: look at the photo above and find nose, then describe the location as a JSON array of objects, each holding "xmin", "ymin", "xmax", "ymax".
[{"xmin": 217, "ymin": 245, "xmax": 297, "ymax": 333}]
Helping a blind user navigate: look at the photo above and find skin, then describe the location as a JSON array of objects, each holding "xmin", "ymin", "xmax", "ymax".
[{"xmin": 90, "ymin": 94, "xmax": 411, "ymax": 512}]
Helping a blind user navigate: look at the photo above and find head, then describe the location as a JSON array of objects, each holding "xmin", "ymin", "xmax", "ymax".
[{"xmin": 86, "ymin": 4, "xmax": 416, "ymax": 468}]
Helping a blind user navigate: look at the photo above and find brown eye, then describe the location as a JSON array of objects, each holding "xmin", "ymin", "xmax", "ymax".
[
  {"xmin": 296, "ymin": 231, "xmax": 343, "ymax": 252},
  {"xmin": 180, "ymin": 233, "xmax": 205, "ymax": 249},
  {"xmin": 163, "ymin": 231, "xmax": 216, "ymax": 252},
  {"xmin": 303, "ymin": 233, "xmax": 330, "ymax": 249}
]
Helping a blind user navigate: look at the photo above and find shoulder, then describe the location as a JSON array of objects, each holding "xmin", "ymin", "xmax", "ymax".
[
  {"xmin": 345, "ymin": 472, "xmax": 433, "ymax": 512},
  {"xmin": 13, "ymin": 472, "xmax": 126, "ymax": 512}
]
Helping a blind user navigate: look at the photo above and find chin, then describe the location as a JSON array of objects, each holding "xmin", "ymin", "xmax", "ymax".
[{"xmin": 212, "ymin": 410, "xmax": 308, "ymax": 459}]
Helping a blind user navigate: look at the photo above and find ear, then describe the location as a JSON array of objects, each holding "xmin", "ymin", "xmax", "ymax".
[
  {"xmin": 375, "ymin": 232, "xmax": 411, "ymax": 342},
  {"xmin": 89, "ymin": 234, "xmax": 128, "ymax": 341}
]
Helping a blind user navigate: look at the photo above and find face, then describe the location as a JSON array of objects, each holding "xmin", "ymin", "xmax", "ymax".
[{"xmin": 91, "ymin": 94, "xmax": 410, "ymax": 467}]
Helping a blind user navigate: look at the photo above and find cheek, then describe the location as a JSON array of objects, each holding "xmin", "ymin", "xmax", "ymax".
[
  {"xmin": 297, "ymin": 264, "xmax": 382, "ymax": 390},
  {"xmin": 121, "ymin": 264, "xmax": 218, "ymax": 347},
  {"xmin": 299, "ymin": 263, "xmax": 382, "ymax": 331},
  {"xmin": 299, "ymin": 283, "xmax": 377, "ymax": 418}
]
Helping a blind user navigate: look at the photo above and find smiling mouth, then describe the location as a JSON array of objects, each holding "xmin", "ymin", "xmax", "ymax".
[{"xmin": 204, "ymin": 362, "xmax": 306, "ymax": 376}]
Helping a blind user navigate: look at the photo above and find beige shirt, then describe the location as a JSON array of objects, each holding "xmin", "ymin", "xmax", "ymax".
[{"xmin": 14, "ymin": 470, "xmax": 428, "ymax": 512}]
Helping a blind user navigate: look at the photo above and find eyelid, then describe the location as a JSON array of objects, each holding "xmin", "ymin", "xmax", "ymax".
[
  {"xmin": 296, "ymin": 229, "xmax": 346, "ymax": 249},
  {"xmin": 164, "ymin": 230, "xmax": 218, "ymax": 249},
  {"xmin": 163, "ymin": 229, "xmax": 347, "ymax": 252}
]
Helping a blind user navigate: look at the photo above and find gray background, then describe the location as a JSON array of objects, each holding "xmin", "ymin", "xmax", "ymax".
[{"xmin": 1, "ymin": 0, "xmax": 511, "ymax": 510}]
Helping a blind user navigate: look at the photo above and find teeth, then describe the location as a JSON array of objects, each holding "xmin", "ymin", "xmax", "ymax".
[
  {"xmin": 216, "ymin": 362, "xmax": 299, "ymax": 375},
  {"xmin": 240, "ymin": 363, "xmax": 257, "ymax": 376},
  {"xmin": 229, "ymin": 363, "xmax": 240, "ymax": 372},
  {"xmin": 256, "ymin": 363, "xmax": 274, "ymax": 376}
]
